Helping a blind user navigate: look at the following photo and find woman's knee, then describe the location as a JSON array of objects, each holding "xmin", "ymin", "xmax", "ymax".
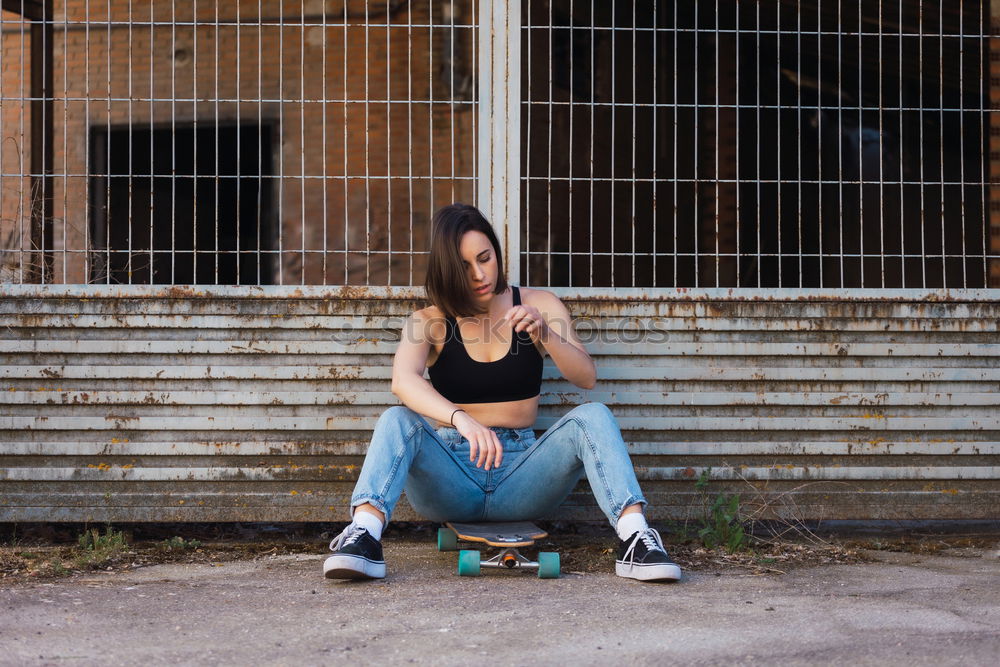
[
  {"xmin": 570, "ymin": 402, "xmax": 616, "ymax": 426},
  {"xmin": 372, "ymin": 405, "xmax": 423, "ymax": 439},
  {"xmin": 566, "ymin": 402, "xmax": 627, "ymax": 452},
  {"xmin": 377, "ymin": 405, "xmax": 419, "ymax": 426}
]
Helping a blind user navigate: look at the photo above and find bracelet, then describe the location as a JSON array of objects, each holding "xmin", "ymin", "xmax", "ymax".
[{"xmin": 450, "ymin": 408, "xmax": 465, "ymax": 426}]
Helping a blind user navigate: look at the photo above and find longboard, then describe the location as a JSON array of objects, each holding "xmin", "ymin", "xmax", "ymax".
[
  {"xmin": 444, "ymin": 521, "xmax": 547, "ymax": 548},
  {"xmin": 437, "ymin": 521, "xmax": 560, "ymax": 578}
]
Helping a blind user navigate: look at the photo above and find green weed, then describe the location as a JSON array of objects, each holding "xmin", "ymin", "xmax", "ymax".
[
  {"xmin": 1, "ymin": 524, "xmax": 23, "ymax": 548},
  {"xmin": 73, "ymin": 526, "xmax": 129, "ymax": 569},
  {"xmin": 48, "ymin": 558, "xmax": 70, "ymax": 576},
  {"xmin": 694, "ymin": 468, "xmax": 749, "ymax": 553},
  {"xmin": 156, "ymin": 536, "xmax": 202, "ymax": 552}
]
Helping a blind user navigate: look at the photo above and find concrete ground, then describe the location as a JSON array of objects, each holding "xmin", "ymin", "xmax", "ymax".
[{"xmin": 1, "ymin": 537, "xmax": 999, "ymax": 666}]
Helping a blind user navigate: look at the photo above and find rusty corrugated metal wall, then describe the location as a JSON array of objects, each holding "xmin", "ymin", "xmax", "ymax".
[{"xmin": 2, "ymin": 285, "xmax": 997, "ymax": 522}]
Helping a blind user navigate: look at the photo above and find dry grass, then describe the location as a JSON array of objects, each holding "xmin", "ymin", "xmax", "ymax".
[
  {"xmin": 2, "ymin": 522, "xmax": 994, "ymax": 584},
  {"xmin": 0, "ymin": 539, "xmax": 319, "ymax": 583}
]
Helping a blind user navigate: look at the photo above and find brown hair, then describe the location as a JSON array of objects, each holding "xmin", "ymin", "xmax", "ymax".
[{"xmin": 424, "ymin": 203, "xmax": 508, "ymax": 318}]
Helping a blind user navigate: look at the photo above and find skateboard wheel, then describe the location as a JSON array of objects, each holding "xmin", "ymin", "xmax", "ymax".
[
  {"xmin": 537, "ymin": 552, "xmax": 560, "ymax": 579},
  {"xmin": 437, "ymin": 527, "xmax": 458, "ymax": 551},
  {"xmin": 457, "ymin": 550, "xmax": 481, "ymax": 576}
]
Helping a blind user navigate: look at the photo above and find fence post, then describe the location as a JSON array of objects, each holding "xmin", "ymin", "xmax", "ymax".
[{"xmin": 477, "ymin": 0, "xmax": 521, "ymax": 283}]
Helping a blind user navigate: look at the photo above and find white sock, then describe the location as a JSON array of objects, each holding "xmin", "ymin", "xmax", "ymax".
[
  {"xmin": 616, "ymin": 512, "xmax": 648, "ymax": 541},
  {"xmin": 352, "ymin": 508, "xmax": 384, "ymax": 541}
]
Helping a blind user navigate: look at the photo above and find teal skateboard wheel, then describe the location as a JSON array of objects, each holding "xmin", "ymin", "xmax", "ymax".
[
  {"xmin": 457, "ymin": 549, "xmax": 481, "ymax": 576},
  {"xmin": 437, "ymin": 526, "xmax": 458, "ymax": 551},
  {"xmin": 537, "ymin": 551, "xmax": 560, "ymax": 579}
]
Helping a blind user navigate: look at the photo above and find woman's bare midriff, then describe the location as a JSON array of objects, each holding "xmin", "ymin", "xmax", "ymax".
[{"xmin": 432, "ymin": 395, "xmax": 540, "ymax": 429}]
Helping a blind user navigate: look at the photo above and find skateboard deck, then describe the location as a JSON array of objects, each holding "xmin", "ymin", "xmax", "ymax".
[
  {"xmin": 438, "ymin": 521, "xmax": 559, "ymax": 577},
  {"xmin": 445, "ymin": 521, "xmax": 548, "ymax": 548}
]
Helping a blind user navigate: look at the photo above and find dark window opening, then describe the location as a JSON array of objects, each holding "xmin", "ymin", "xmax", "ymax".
[{"xmin": 89, "ymin": 124, "xmax": 275, "ymax": 285}]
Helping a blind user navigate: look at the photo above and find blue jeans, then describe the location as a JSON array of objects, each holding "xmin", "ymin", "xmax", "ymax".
[{"xmin": 349, "ymin": 402, "xmax": 647, "ymax": 527}]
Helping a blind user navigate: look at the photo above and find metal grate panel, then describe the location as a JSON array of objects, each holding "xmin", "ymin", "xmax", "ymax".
[
  {"xmin": 521, "ymin": 1, "xmax": 1000, "ymax": 289},
  {"xmin": 1, "ymin": 0, "xmax": 477, "ymax": 286},
  {"xmin": 2, "ymin": 285, "xmax": 997, "ymax": 522}
]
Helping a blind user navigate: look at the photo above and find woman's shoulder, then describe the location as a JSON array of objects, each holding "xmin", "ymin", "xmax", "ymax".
[
  {"xmin": 414, "ymin": 304, "xmax": 445, "ymax": 320},
  {"xmin": 517, "ymin": 286, "xmax": 561, "ymax": 307},
  {"xmin": 412, "ymin": 305, "xmax": 449, "ymax": 343}
]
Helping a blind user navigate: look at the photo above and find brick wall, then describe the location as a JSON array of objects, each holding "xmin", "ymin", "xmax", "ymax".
[
  {"xmin": 0, "ymin": 10, "xmax": 33, "ymax": 282},
  {"xmin": 1, "ymin": 0, "xmax": 477, "ymax": 285}
]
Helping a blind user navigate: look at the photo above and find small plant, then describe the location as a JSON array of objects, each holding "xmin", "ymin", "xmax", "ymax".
[
  {"xmin": 74, "ymin": 525, "xmax": 129, "ymax": 569},
  {"xmin": 48, "ymin": 558, "xmax": 70, "ymax": 576},
  {"xmin": 694, "ymin": 468, "xmax": 749, "ymax": 553},
  {"xmin": 669, "ymin": 522, "xmax": 698, "ymax": 544},
  {"xmin": 1, "ymin": 524, "xmax": 23, "ymax": 548},
  {"xmin": 156, "ymin": 536, "xmax": 202, "ymax": 552}
]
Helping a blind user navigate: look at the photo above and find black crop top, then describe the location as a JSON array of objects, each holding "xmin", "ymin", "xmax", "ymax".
[{"xmin": 427, "ymin": 286, "xmax": 544, "ymax": 404}]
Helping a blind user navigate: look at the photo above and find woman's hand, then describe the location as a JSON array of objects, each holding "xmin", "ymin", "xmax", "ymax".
[
  {"xmin": 503, "ymin": 303, "xmax": 549, "ymax": 343},
  {"xmin": 452, "ymin": 411, "xmax": 503, "ymax": 470}
]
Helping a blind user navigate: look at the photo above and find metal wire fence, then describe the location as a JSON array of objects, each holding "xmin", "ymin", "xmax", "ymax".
[
  {"xmin": 1, "ymin": 0, "xmax": 477, "ymax": 285},
  {"xmin": 521, "ymin": 0, "xmax": 1000, "ymax": 288},
  {"xmin": 1, "ymin": 1, "xmax": 998, "ymax": 289}
]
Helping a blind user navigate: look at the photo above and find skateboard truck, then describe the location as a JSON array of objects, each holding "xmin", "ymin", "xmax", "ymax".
[
  {"xmin": 438, "ymin": 521, "xmax": 561, "ymax": 579},
  {"xmin": 483, "ymin": 548, "xmax": 536, "ymax": 571}
]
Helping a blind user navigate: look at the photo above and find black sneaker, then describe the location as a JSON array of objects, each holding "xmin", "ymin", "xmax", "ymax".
[
  {"xmin": 323, "ymin": 524, "xmax": 386, "ymax": 580},
  {"xmin": 615, "ymin": 527, "xmax": 682, "ymax": 582}
]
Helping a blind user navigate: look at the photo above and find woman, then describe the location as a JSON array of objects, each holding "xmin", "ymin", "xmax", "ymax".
[{"xmin": 323, "ymin": 203, "xmax": 680, "ymax": 582}]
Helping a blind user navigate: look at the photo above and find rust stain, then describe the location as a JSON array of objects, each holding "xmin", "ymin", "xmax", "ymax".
[
  {"xmin": 326, "ymin": 366, "xmax": 362, "ymax": 380},
  {"xmin": 164, "ymin": 286, "xmax": 203, "ymax": 299}
]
